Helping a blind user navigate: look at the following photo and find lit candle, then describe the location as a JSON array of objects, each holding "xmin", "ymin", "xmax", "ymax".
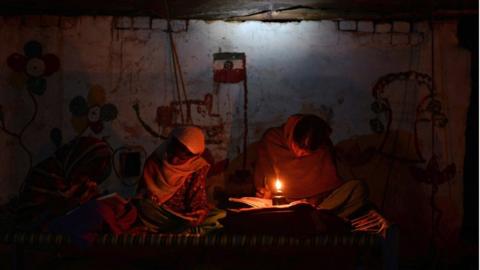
[
  {"xmin": 272, "ymin": 178, "xmax": 286, "ymax": 206},
  {"xmin": 274, "ymin": 179, "xmax": 283, "ymax": 193}
]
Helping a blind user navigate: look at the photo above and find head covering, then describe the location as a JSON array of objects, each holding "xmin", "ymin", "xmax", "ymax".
[
  {"xmin": 283, "ymin": 115, "xmax": 302, "ymax": 153},
  {"xmin": 17, "ymin": 137, "xmax": 113, "ymax": 229},
  {"xmin": 56, "ymin": 136, "xmax": 113, "ymax": 184},
  {"xmin": 141, "ymin": 126, "xmax": 209, "ymax": 205},
  {"xmin": 254, "ymin": 114, "xmax": 343, "ymax": 199},
  {"xmin": 171, "ymin": 126, "xmax": 205, "ymax": 154},
  {"xmin": 24, "ymin": 136, "xmax": 112, "ymax": 192}
]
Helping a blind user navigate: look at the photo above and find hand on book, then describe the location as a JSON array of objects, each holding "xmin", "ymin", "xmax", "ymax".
[
  {"xmin": 255, "ymin": 187, "xmax": 272, "ymax": 199},
  {"xmin": 351, "ymin": 210, "xmax": 391, "ymax": 237}
]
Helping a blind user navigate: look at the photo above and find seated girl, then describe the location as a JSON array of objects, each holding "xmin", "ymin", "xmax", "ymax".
[
  {"xmin": 134, "ymin": 126, "xmax": 217, "ymax": 233},
  {"xmin": 15, "ymin": 136, "xmax": 112, "ymax": 231}
]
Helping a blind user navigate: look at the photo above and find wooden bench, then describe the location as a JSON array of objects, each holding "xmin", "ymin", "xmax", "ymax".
[{"xmin": 0, "ymin": 230, "xmax": 398, "ymax": 270}]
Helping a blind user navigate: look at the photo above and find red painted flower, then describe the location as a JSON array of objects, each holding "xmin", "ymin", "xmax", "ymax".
[{"xmin": 6, "ymin": 40, "xmax": 60, "ymax": 95}]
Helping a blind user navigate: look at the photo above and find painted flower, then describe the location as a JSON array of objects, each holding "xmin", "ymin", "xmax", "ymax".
[
  {"xmin": 6, "ymin": 40, "xmax": 60, "ymax": 95},
  {"xmin": 69, "ymin": 85, "xmax": 118, "ymax": 134}
]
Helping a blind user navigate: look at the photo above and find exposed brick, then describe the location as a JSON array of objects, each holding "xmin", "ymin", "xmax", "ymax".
[
  {"xmin": 375, "ymin": 23, "xmax": 392, "ymax": 33},
  {"xmin": 373, "ymin": 33, "xmax": 391, "ymax": 45},
  {"xmin": 339, "ymin": 20, "xmax": 356, "ymax": 31},
  {"xmin": 393, "ymin": 21, "xmax": 410, "ymax": 33},
  {"xmin": 151, "ymin": 19, "xmax": 186, "ymax": 32},
  {"xmin": 357, "ymin": 33, "xmax": 373, "ymax": 45},
  {"xmin": 413, "ymin": 21, "xmax": 430, "ymax": 33},
  {"xmin": 316, "ymin": 20, "xmax": 338, "ymax": 46},
  {"xmin": 410, "ymin": 33, "xmax": 424, "ymax": 45},
  {"xmin": 151, "ymin": 18, "xmax": 166, "ymax": 30},
  {"xmin": 132, "ymin": 16, "xmax": 150, "ymax": 29},
  {"xmin": 116, "ymin": 16, "xmax": 132, "ymax": 29},
  {"xmin": 357, "ymin": 21, "xmax": 374, "ymax": 32},
  {"xmin": 170, "ymin": 20, "xmax": 188, "ymax": 32},
  {"xmin": 392, "ymin": 33, "xmax": 409, "ymax": 45},
  {"xmin": 319, "ymin": 20, "xmax": 337, "ymax": 32}
]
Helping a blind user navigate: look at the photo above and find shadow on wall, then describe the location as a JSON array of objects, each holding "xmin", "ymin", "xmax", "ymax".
[{"xmin": 335, "ymin": 131, "xmax": 460, "ymax": 262}]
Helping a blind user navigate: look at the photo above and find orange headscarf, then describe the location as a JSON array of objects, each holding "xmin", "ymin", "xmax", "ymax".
[
  {"xmin": 141, "ymin": 127, "xmax": 209, "ymax": 205},
  {"xmin": 254, "ymin": 115, "xmax": 343, "ymax": 199}
]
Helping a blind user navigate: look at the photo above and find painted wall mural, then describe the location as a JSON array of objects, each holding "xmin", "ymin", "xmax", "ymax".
[
  {"xmin": 370, "ymin": 71, "xmax": 448, "ymax": 162},
  {"xmin": 133, "ymin": 93, "xmax": 225, "ymax": 144},
  {"xmin": 69, "ymin": 85, "xmax": 118, "ymax": 134},
  {"xmin": 368, "ymin": 70, "xmax": 456, "ymax": 255},
  {"xmin": 7, "ymin": 41, "xmax": 60, "ymax": 95},
  {"xmin": 132, "ymin": 52, "xmax": 247, "ymax": 148},
  {"xmin": 1, "ymin": 40, "xmax": 60, "ymax": 169},
  {"xmin": 333, "ymin": 68, "xmax": 460, "ymax": 259}
]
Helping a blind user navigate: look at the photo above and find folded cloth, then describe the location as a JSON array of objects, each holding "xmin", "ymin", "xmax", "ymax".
[{"xmin": 49, "ymin": 195, "xmax": 137, "ymax": 248}]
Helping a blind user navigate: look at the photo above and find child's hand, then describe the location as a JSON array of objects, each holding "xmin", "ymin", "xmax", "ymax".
[
  {"xmin": 78, "ymin": 180, "xmax": 98, "ymax": 204},
  {"xmin": 351, "ymin": 210, "xmax": 391, "ymax": 238},
  {"xmin": 256, "ymin": 187, "xmax": 272, "ymax": 199}
]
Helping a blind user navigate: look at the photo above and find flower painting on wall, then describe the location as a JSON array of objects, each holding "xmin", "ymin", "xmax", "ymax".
[
  {"xmin": 7, "ymin": 40, "xmax": 60, "ymax": 95},
  {"xmin": 69, "ymin": 85, "xmax": 118, "ymax": 134}
]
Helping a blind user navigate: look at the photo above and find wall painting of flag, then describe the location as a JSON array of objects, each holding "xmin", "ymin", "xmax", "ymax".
[{"xmin": 213, "ymin": 52, "xmax": 246, "ymax": 83}]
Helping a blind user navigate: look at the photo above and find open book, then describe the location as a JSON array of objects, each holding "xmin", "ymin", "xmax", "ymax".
[
  {"xmin": 222, "ymin": 197, "xmax": 350, "ymax": 234},
  {"xmin": 98, "ymin": 193, "xmax": 193, "ymax": 222},
  {"xmin": 228, "ymin": 197, "xmax": 313, "ymax": 212},
  {"xmin": 64, "ymin": 192, "xmax": 128, "ymax": 216}
]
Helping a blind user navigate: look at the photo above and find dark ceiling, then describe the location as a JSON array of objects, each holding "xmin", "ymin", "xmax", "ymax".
[{"xmin": 0, "ymin": 0, "xmax": 477, "ymax": 19}]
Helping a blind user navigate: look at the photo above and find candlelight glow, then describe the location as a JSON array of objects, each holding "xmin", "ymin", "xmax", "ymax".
[{"xmin": 275, "ymin": 179, "xmax": 283, "ymax": 191}]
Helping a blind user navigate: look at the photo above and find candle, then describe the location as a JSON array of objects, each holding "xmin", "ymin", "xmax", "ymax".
[
  {"xmin": 272, "ymin": 178, "xmax": 287, "ymax": 206},
  {"xmin": 274, "ymin": 179, "xmax": 283, "ymax": 193}
]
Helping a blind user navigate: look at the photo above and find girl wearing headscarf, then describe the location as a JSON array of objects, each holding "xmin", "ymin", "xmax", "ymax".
[
  {"xmin": 254, "ymin": 114, "xmax": 369, "ymax": 219},
  {"xmin": 16, "ymin": 136, "xmax": 113, "ymax": 230},
  {"xmin": 135, "ymin": 126, "xmax": 213, "ymax": 233}
]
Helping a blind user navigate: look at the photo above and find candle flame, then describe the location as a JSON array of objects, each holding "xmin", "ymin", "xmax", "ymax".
[{"xmin": 275, "ymin": 179, "xmax": 282, "ymax": 191}]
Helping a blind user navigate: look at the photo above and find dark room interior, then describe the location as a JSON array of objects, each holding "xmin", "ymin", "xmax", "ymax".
[{"xmin": 0, "ymin": 0, "xmax": 478, "ymax": 269}]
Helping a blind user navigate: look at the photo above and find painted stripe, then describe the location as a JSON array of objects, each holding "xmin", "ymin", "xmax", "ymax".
[
  {"xmin": 213, "ymin": 59, "xmax": 244, "ymax": 70},
  {"xmin": 213, "ymin": 53, "xmax": 245, "ymax": 61}
]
